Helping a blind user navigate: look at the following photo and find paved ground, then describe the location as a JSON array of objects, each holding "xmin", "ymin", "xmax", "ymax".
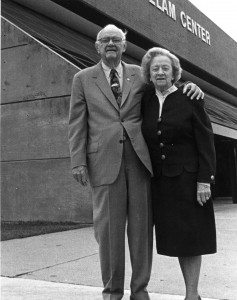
[{"xmin": 1, "ymin": 201, "xmax": 237, "ymax": 300}]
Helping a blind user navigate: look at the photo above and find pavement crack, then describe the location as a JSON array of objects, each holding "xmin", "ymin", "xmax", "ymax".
[{"xmin": 13, "ymin": 252, "xmax": 98, "ymax": 278}]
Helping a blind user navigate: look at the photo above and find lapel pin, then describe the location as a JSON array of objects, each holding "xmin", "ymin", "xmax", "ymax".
[{"xmin": 127, "ymin": 78, "xmax": 130, "ymax": 81}]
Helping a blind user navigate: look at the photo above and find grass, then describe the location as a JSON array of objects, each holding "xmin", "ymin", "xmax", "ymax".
[{"xmin": 0, "ymin": 221, "xmax": 92, "ymax": 241}]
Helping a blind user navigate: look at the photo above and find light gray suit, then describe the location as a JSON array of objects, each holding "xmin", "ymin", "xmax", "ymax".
[{"xmin": 69, "ymin": 61, "xmax": 153, "ymax": 300}]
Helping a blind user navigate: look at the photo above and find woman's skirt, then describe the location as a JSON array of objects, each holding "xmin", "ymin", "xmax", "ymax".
[{"xmin": 152, "ymin": 170, "xmax": 217, "ymax": 257}]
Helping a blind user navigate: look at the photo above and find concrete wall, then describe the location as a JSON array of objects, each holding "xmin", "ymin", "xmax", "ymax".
[{"xmin": 1, "ymin": 19, "xmax": 93, "ymax": 222}]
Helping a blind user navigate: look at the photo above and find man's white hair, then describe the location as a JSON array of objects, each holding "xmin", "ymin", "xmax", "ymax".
[{"xmin": 96, "ymin": 24, "xmax": 127, "ymax": 41}]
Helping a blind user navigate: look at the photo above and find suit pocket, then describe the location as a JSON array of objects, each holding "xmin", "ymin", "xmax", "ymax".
[
  {"xmin": 162, "ymin": 164, "xmax": 183, "ymax": 177},
  {"xmin": 184, "ymin": 162, "xmax": 198, "ymax": 173},
  {"xmin": 87, "ymin": 142, "xmax": 99, "ymax": 154}
]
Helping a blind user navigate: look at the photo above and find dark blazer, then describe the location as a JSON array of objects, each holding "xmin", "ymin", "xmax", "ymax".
[{"xmin": 141, "ymin": 87, "xmax": 216, "ymax": 183}]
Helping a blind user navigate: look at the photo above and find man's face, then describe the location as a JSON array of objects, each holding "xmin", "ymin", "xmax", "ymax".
[{"xmin": 95, "ymin": 27, "xmax": 127, "ymax": 66}]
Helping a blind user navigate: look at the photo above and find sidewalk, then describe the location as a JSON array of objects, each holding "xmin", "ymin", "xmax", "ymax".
[
  {"xmin": 1, "ymin": 202, "xmax": 237, "ymax": 300},
  {"xmin": 1, "ymin": 277, "xmax": 216, "ymax": 300}
]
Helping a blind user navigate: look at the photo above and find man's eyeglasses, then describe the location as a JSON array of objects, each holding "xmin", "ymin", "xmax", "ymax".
[{"xmin": 98, "ymin": 37, "xmax": 125, "ymax": 44}]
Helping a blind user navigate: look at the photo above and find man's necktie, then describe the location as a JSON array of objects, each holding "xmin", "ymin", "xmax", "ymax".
[{"xmin": 110, "ymin": 69, "xmax": 122, "ymax": 107}]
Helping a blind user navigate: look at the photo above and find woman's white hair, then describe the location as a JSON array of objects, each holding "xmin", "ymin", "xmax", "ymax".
[{"xmin": 141, "ymin": 47, "xmax": 182, "ymax": 84}]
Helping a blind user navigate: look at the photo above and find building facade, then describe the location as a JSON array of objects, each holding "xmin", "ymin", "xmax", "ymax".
[{"xmin": 1, "ymin": 0, "xmax": 237, "ymax": 222}]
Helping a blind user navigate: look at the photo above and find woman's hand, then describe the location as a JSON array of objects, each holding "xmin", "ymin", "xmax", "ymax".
[{"xmin": 197, "ymin": 182, "xmax": 211, "ymax": 206}]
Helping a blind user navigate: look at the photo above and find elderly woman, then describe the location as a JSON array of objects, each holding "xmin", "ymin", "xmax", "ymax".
[{"xmin": 141, "ymin": 47, "xmax": 216, "ymax": 300}]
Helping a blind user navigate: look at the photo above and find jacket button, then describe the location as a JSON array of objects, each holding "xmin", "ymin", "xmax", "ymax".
[
  {"xmin": 160, "ymin": 142, "xmax": 164, "ymax": 148},
  {"xmin": 157, "ymin": 118, "xmax": 162, "ymax": 123},
  {"xmin": 119, "ymin": 140, "xmax": 123, "ymax": 143},
  {"xmin": 157, "ymin": 130, "xmax": 162, "ymax": 135},
  {"xmin": 161, "ymin": 155, "xmax": 166, "ymax": 160},
  {"xmin": 211, "ymin": 175, "xmax": 214, "ymax": 180}
]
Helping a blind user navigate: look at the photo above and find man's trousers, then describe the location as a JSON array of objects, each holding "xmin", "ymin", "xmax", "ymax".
[{"xmin": 92, "ymin": 138, "xmax": 153, "ymax": 300}]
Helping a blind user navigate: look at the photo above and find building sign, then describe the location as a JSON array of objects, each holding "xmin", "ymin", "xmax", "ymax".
[{"xmin": 149, "ymin": 0, "xmax": 211, "ymax": 45}]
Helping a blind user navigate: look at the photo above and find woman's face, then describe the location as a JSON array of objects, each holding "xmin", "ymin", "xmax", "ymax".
[{"xmin": 149, "ymin": 55, "xmax": 174, "ymax": 91}]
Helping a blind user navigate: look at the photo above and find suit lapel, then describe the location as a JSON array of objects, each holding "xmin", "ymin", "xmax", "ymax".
[
  {"xmin": 121, "ymin": 62, "xmax": 135, "ymax": 108},
  {"xmin": 93, "ymin": 62, "xmax": 119, "ymax": 110}
]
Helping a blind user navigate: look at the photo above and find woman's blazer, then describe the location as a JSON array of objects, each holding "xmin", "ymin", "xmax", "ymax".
[{"xmin": 141, "ymin": 87, "xmax": 216, "ymax": 183}]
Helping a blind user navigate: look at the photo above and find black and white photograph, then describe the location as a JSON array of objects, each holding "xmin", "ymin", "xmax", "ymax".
[{"xmin": 1, "ymin": 1, "xmax": 237, "ymax": 299}]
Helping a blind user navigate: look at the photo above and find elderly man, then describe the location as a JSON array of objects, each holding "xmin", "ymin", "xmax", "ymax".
[{"xmin": 68, "ymin": 24, "xmax": 203, "ymax": 300}]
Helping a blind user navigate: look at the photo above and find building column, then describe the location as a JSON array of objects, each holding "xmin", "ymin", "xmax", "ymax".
[{"xmin": 229, "ymin": 141, "xmax": 237, "ymax": 204}]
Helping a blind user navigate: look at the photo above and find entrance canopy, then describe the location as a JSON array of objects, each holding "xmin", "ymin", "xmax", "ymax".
[{"xmin": 205, "ymin": 94, "xmax": 237, "ymax": 139}]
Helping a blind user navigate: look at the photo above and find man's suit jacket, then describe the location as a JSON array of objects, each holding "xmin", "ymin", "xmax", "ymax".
[
  {"xmin": 68, "ymin": 61, "xmax": 153, "ymax": 187},
  {"xmin": 141, "ymin": 87, "xmax": 216, "ymax": 183}
]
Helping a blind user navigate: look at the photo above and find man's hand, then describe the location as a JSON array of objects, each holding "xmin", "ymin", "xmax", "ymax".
[
  {"xmin": 183, "ymin": 83, "xmax": 204, "ymax": 100},
  {"xmin": 197, "ymin": 182, "xmax": 211, "ymax": 206},
  {"xmin": 72, "ymin": 166, "xmax": 89, "ymax": 186}
]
